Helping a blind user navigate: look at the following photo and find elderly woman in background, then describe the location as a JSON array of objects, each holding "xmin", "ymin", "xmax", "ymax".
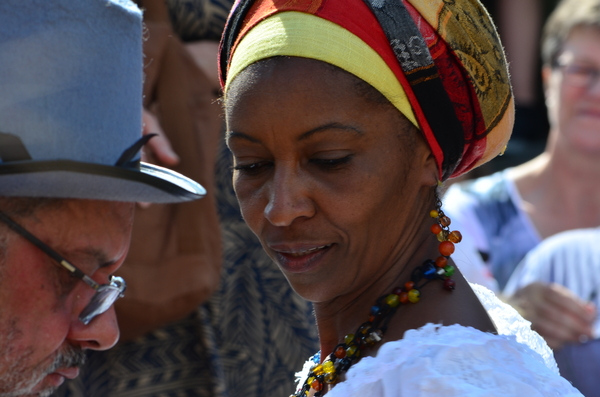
[
  {"xmin": 443, "ymin": 0, "xmax": 600, "ymax": 352},
  {"xmin": 218, "ymin": 0, "xmax": 582, "ymax": 395}
]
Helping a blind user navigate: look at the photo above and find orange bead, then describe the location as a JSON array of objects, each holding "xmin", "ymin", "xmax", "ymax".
[
  {"xmin": 311, "ymin": 379, "xmax": 323, "ymax": 391},
  {"xmin": 429, "ymin": 210, "xmax": 439, "ymax": 218},
  {"xmin": 431, "ymin": 224, "xmax": 442, "ymax": 234},
  {"xmin": 439, "ymin": 216, "xmax": 451, "ymax": 227},
  {"xmin": 435, "ymin": 256, "xmax": 448, "ymax": 268},
  {"xmin": 439, "ymin": 241, "xmax": 455, "ymax": 256},
  {"xmin": 448, "ymin": 230, "xmax": 463, "ymax": 243},
  {"xmin": 399, "ymin": 291, "xmax": 409, "ymax": 303},
  {"xmin": 334, "ymin": 346, "xmax": 346, "ymax": 359},
  {"xmin": 404, "ymin": 281, "xmax": 414, "ymax": 291}
]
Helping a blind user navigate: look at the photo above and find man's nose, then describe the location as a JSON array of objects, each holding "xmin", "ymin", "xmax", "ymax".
[{"xmin": 66, "ymin": 306, "xmax": 120, "ymax": 351}]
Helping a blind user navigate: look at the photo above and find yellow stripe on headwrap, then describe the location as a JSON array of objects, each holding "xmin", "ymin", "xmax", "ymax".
[{"xmin": 225, "ymin": 11, "xmax": 418, "ymax": 128}]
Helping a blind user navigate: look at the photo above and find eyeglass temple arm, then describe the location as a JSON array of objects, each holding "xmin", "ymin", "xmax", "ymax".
[{"xmin": 0, "ymin": 211, "xmax": 99, "ymax": 290}]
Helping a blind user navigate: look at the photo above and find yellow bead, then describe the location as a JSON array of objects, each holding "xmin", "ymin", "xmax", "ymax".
[
  {"xmin": 385, "ymin": 293, "xmax": 400, "ymax": 307},
  {"xmin": 313, "ymin": 364, "xmax": 324, "ymax": 375},
  {"xmin": 436, "ymin": 230, "xmax": 449, "ymax": 242},
  {"xmin": 307, "ymin": 377, "xmax": 315, "ymax": 385},
  {"xmin": 408, "ymin": 289, "xmax": 421, "ymax": 303},
  {"xmin": 324, "ymin": 372, "xmax": 337, "ymax": 383},
  {"xmin": 429, "ymin": 210, "xmax": 439, "ymax": 218},
  {"xmin": 344, "ymin": 334, "xmax": 355, "ymax": 345},
  {"xmin": 323, "ymin": 361, "xmax": 335, "ymax": 373},
  {"xmin": 346, "ymin": 345, "xmax": 360, "ymax": 357}
]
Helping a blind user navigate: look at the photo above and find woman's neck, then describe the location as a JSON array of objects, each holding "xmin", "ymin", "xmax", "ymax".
[
  {"xmin": 311, "ymin": 212, "xmax": 438, "ymax": 357},
  {"xmin": 311, "ymin": 218, "xmax": 495, "ymax": 359}
]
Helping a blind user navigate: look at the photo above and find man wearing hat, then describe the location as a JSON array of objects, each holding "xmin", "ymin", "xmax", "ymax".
[{"xmin": 0, "ymin": 1, "xmax": 205, "ymax": 396}]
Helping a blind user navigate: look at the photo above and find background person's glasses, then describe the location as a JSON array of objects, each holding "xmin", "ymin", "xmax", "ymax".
[
  {"xmin": 0, "ymin": 211, "xmax": 126, "ymax": 325},
  {"xmin": 556, "ymin": 60, "xmax": 600, "ymax": 89}
]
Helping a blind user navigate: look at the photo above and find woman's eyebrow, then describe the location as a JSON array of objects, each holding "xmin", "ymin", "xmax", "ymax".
[
  {"xmin": 226, "ymin": 131, "xmax": 261, "ymax": 143},
  {"xmin": 226, "ymin": 123, "xmax": 363, "ymax": 144},
  {"xmin": 298, "ymin": 122, "xmax": 363, "ymax": 141}
]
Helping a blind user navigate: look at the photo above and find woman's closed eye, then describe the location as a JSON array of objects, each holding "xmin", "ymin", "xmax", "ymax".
[
  {"xmin": 232, "ymin": 160, "xmax": 273, "ymax": 176},
  {"xmin": 310, "ymin": 154, "xmax": 353, "ymax": 170}
]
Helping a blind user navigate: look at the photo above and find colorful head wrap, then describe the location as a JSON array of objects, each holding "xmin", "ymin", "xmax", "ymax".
[{"xmin": 219, "ymin": 0, "xmax": 514, "ymax": 180}]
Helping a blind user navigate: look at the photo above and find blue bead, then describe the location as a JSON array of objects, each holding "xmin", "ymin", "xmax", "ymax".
[
  {"xmin": 423, "ymin": 261, "xmax": 437, "ymax": 279},
  {"xmin": 370, "ymin": 305, "xmax": 381, "ymax": 315}
]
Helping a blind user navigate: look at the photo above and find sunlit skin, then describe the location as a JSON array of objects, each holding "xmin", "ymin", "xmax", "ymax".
[
  {"xmin": 225, "ymin": 57, "xmax": 495, "ymax": 358},
  {"xmin": 544, "ymin": 26, "xmax": 600, "ymax": 156},
  {"xmin": 0, "ymin": 199, "xmax": 134, "ymax": 397}
]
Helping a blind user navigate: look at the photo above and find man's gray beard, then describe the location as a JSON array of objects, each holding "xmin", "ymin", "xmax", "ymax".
[{"xmin": 0, "ymin": 323, "xmax": 86, "ymax": 397}]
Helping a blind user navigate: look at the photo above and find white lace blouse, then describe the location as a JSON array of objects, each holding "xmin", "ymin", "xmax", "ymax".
[{"xmin": 294, "ymin": 285, "xmax": 582, "ymax": 396}]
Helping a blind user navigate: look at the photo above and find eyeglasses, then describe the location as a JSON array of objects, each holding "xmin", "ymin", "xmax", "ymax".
[
  {"xmin": 556, "ymin": 61, "xmax": 600, "ymax": 89},
  {"xmin": 0, "ymin": 211, "xmax": 126, "ymax": 325}
]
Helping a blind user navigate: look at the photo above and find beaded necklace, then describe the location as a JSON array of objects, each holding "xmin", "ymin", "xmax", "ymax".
[{"xmin": 291, "ymin": 206, "xmax": 462, "ymax": 397}]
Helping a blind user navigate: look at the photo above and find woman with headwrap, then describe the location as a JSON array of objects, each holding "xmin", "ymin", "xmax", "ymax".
[{"xmin": 219, "ymin": 0, "xmax": 582, "ymax": 395}]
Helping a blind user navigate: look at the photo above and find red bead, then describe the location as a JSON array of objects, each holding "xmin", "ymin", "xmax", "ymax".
[
  {"xmin": 399, "ymin": 291, "xmax": 409, "ymax": 304},
  {"xmin": 334, "ymin": 346, "xmax": 346, "ymax": 359},
  {"xmin": 392, "ymin": 287, "xmax": 403, "ymax": 295},
  {"xmin": 439, "ymin": 241, "xmax": 455, "ymax": 256},
  {"xmin": 435, "ymin": 256, "xmax": 448, "ymax": 268},
  {"xmin": 311, "ymin": 379, "xmax": 323, "ymax": 391},
  {"xmin": 430, "ymin": 224, "xmax": 442, "ymax": 234},
  {"xmin": 404, "ymin": 281, "xmax": 414, "ymax": 291},
  {"xmin": 443, "ymin": 278, "xmax": 456, "ymax": 290}
]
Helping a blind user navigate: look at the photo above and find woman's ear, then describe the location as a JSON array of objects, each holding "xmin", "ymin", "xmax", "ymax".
[
  {"xmin": 542, "ymin": 65, "xmax": 553, "ymax": 100},
  {"xmin": 417, "ymin": 145, "xmax": 439, "ymax": 188}
]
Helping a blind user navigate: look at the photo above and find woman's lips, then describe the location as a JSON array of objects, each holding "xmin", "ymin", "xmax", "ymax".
[{"xmin": 271, "ymin": 243, "xmax": 333, "ymax": 273}]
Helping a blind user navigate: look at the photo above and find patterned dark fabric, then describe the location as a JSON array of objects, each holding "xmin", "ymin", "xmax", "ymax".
[
  {"xmin": 54, "ymin": 308, "xmax": 226, "ymax": 397},
  {"xmin": 362, "ymin": 0, "xmax": 464, "ymax": 178},
  {"xmin": 167, "ymin": 0, "xmax": 235, "ymax": 41}
]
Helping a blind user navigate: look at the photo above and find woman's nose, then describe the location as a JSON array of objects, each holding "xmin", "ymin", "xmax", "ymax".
[{"xmin": 263, "ymin": 166, "xmax": 315, "ymax": 227}]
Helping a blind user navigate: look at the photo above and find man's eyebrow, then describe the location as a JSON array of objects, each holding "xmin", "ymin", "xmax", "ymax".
[
  {"xmin": 70, "ymin": 248, "xmax": 114, "ymax": 270},
  {"xmin": 226, "ymin": 123, "xmax": 363, "ymax": 143}
]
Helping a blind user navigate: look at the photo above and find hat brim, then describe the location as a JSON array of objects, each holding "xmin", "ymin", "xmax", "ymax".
[{"xmin": 0, "ymin": 160, "xmax": 205, "ymax": 203}]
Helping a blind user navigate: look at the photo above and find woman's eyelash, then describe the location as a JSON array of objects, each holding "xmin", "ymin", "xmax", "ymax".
[
  {"xmin": 232, "ymin": 161, "xmax": 273, "ymax": 174},
  {"xmin": 231, "ymin": 155, "xmax": 353, "ymax": 174},
  {"xmin": 310, "ymin": 155, "xmax": 353, "ymax": 168}
]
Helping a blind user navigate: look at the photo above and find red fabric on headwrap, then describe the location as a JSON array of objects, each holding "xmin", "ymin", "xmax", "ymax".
[{"xmin": 220, "ymin": 0, "xmax": 513, "ymax": 179}]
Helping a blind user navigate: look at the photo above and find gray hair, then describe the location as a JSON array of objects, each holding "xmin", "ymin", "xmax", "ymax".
[{"xmin": 542, "ymin": 0, "xmax": 600, "ymax": 67}]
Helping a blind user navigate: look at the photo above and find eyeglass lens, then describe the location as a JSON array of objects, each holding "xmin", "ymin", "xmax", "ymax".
[
  {"xmin": 561, "ymin": 64, "xmax": 600, "ymax": 88},
  {"xmin": 79, "ymin": 276, "xmax": 126, "ymax": 325}
]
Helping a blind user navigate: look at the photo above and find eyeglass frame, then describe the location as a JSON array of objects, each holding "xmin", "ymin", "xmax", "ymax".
[
  {"xmin": 554, "ymin": 56, "xmax": 600, "ymax": 89},
  {"xmin": 0, "ymin": 211, "xmax": 126, "ymax": 325}
]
